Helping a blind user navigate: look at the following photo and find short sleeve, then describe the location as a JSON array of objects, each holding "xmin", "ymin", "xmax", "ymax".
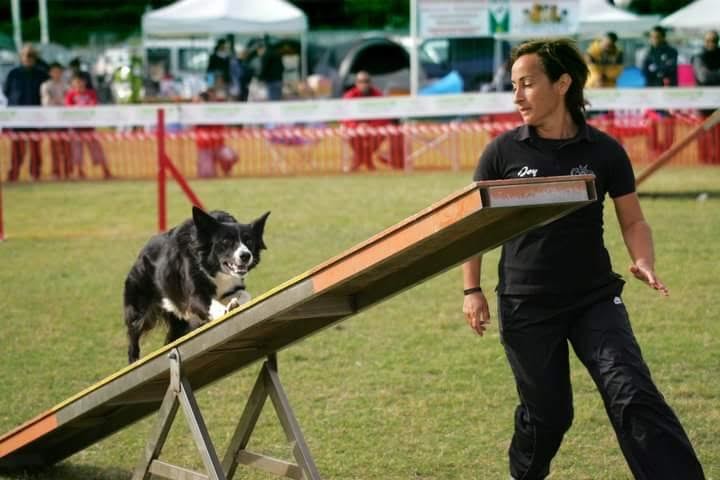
[
  {"xmin": 607, "ymin": 142, "xmax": 636, "ymax": 198},
  {"xmin": 473, "ymin": 139, "xmax": 502, "ymax": 181}
]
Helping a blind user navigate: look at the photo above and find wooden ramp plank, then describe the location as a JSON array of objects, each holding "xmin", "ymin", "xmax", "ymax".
[{"xmin": 0, "ymin": 176, "xmax": 596, "ymax": 471}]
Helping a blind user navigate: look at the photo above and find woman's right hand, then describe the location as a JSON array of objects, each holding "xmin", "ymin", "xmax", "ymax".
[{"xmin": 463, "ymin": 291, "xmax": 491, "ymax": 336}]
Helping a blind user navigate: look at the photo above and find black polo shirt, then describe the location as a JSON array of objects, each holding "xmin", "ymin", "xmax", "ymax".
[{"xmin": 473, "ymin": 122, "xmax": 635, "ymax": 295}]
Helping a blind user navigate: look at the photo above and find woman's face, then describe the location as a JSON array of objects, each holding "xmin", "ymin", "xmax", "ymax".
[{"xmin": 511, "ymin": 53, "xmax": 568, "ymax": 127}]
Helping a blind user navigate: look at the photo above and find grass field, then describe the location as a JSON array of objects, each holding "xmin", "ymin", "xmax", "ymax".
[{"xmin": 0, "ymin": 167, "xmax": 718, "ymax": 479}]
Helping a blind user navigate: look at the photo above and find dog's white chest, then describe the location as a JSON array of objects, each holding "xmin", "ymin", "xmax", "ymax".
[
  {"xmin": 210, "ymin": 272, "xmax": 251, "ymax": 319},
  {"xmin": 213, "ymin": 272, "xmax": 246, "ymax": 302}
]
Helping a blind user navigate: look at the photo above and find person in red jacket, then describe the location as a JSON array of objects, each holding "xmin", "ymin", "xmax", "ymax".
[
  {"xmin": 65, "ymin": 73, "xmax": 111, "ymax": 179},
  {"xmin": 193, "ymin": 76, "xmax": 237, "ymax": 177},
  {"xmin": 342, "ymin": 71, "xmax": 402, "ymax": 171}
]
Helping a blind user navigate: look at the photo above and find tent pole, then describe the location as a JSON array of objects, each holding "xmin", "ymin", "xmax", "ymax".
[
  {"xmin": 301, "ymin": 32, "xmax": 308, "ymax": 80},
  {"xmin": 410, "ymin": 0, "xmax": 419, "ymax": 96},
  {"xmin": 11, "ymin": 0, "xmax": 22, "ymax": 51}
]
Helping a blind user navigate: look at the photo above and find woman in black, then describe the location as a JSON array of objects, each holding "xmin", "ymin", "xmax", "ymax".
[{"xmin": 462, "ymin": 39, "xmax": 705, "ymax": 480}]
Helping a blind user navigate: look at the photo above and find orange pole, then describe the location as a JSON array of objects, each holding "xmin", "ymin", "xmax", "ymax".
[{"xmin": 636, "ymin": 109, "xmax": 720, "ymax": 185}]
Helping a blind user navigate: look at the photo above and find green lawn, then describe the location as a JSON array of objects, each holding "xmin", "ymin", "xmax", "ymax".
[{"xmin": 0, "ymin": 168, "xmax": 718, "ymax": 480}]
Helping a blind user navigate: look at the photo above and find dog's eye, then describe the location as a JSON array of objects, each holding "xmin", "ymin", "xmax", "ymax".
[{"xmin": 222, "ymin": 238, "xmax": 233, "ymax": 246}]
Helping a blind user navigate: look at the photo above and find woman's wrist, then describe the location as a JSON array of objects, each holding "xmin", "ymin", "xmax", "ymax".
[{"xmin": 463, "ymin": 286, "xmax": 483, "ymax": 295}]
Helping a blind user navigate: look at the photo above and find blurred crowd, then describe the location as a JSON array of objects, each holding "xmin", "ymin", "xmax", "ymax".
[
  {"xmin": 482, "ymin": 26, "xmax": 720, "ymax": 93},
  {"xmin": 3, "ymin": 44, "xmax": 111, "ymax": 181}
]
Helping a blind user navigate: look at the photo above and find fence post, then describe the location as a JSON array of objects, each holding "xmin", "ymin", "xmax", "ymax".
[{"xmin": 157, "ymin": 108, "xmax": 167, "ymax": 232}]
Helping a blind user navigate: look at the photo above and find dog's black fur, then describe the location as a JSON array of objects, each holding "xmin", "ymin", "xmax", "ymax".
[{"xmin": 123, "ymin": 206, "xmax": 269, "ymax": 363}]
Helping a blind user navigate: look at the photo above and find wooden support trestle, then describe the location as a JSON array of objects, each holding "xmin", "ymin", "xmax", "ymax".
[{"xmin": 132, "ymin": 349, "xmax": 320, "ymax": 480}]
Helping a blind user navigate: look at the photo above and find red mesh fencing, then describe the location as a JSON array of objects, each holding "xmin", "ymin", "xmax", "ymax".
[{"xmin": 1, "ymin": 112, "xmax": 718, "ymax": 182}]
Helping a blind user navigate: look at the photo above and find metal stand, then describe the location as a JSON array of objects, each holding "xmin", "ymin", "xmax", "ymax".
[{"xmin": 132, "ymin": 350, "xmax": 320, "ymax": 480}]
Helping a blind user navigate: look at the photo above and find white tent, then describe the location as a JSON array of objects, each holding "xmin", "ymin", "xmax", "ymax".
[
  {"xmin": 661, "ymin": 0, "xmax": 717, "ymax": 31},
  {"xmin": 142, "ymin": 0, "xmax": 308, "ymax": 76},
  {"xmin": 578, "ymin": 0, "xmax": 660, "ymax": 37},
  {"xmin": 142, "ymin": 0, "xmax": 308, "ymax": 37}
]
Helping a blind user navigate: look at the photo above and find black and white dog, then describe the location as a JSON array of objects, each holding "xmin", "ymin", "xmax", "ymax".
[{"xmin": 123, "ymin": 206, "xmax": 269, "ymax": 363}]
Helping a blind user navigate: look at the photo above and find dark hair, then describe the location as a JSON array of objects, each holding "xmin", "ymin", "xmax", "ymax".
[
  {"xmin": 71, "ymin": 72, "xmax": 86, "ymax": 83},
  {"xmin": 49, "ymin": 61, "xmax": 63, "ymax": 70},
  {"xmin": 214, "ymin": 39, "xmax": 227, "ymax": 52},
  {"xmin": 606, "ymin": 31, "xmax": 618, "ymax": 43},
  {"xmin": 510, "ymin": 38, "xmax": 589, "ymax": 125},
  {"xmin": 651, "ymin": 25, "xmax": 667, "ymax": 38}
]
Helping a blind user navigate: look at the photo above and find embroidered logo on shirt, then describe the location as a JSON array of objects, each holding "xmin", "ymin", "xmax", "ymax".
[
  {"xmin": 613, "ymin": 296, "xmax": 623, "ymax": 305},
  {"xmin": 518, "ymin": 166, "xmax": 538, "ymax": 177},
  {"xmin": 570, "ymin": 164, "xmax": 594, "ymax": 176}
]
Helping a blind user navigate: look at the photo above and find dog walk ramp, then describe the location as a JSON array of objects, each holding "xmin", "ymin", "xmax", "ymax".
[{"xmin": 0, "ymin": 176, "xmax": 597, "ymax": 479}]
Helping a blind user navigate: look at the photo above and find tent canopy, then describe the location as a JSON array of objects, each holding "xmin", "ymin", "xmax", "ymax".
[
  {"xmin": 578, "ymin": 0, "xmax": 660, "ymax": 37},
  {"xmin": 142, "ymin": 0, "xmax": 308, "ymax": 37},
  {"xmin": 661, "ymin": 0, "xmax": 716, "ymax": 31}
]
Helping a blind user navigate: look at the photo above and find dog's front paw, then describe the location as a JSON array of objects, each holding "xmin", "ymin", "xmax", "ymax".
[
  {"xmin": 225, "ymin": 297, "xmax": 242, "ymax": 313},
  {"xmin": 225, "ymin": 291, "xmax": 252, "ymax": 314}
]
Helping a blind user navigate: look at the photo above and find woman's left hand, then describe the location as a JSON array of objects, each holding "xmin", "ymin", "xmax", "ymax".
[{"xmin": 629, "ymin": 260, "xmax": 669, "ymax": 296}]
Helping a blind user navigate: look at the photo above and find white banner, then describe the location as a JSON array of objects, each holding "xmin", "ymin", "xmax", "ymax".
[
  {"xmin": 0, "ymin": 104, "xmax": 180, "ymax": 128},
  {"xmin": 418, "ymin": 0, "xmax": 580, "ymax": 38},
  {"xmin": 1, "ymin": 88, "xmax": 719, "ymax": 128},
  {"xmin": 419, "ymin": 0, "xmax": 490, "ymax": 38}
]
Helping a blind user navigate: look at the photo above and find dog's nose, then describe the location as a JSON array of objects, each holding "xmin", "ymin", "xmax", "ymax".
[{"xmin": 240, "ymin": 252, "xmax": 251, "ymax": 263}]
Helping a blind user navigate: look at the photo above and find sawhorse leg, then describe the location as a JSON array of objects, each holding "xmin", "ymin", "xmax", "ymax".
[
  {"xmin": 132, "ymin": 350, "xmax": 321, "ymax": 480},
  {"xmin": 223, "ymin": 353, "xmax": 321, "ymax": 479}
]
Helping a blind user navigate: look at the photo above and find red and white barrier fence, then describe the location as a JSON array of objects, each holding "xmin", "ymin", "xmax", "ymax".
[{"xmin": 1, "ymin": 112, "xmax": 717, "ymax": 183}]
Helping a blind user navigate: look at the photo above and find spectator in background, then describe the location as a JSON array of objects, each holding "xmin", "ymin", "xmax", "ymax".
[
  {"xmin": 693, "ymin": 30, "xmax": 720, "ymax": 164},
  {"xmin": 3, "ymin": 44, "xmax": 49, "ymax": 181},
  {"xmin": 342, "ymin": 71, "xmax": 403, "ymax": 171},
  {"xmin": 194, "ymin": 76, "xmax": 237, "ymax": 177},
  {"xmin": 642, "ymin": 26, "xmax": 678, "ymax": 154},
  {"xmin": 41, "ymin": 62, "xmax": 71, "ymax": 179},
  {"xmin": 207, "ymin": 38, "xmax": 232, "ymax": 85},
  {"xmin": 65, "ymin": 73, "xmax": 111, "ymax": 179},
  {"xmin": 642, "ymin": 26, "xmax": 678, "ymax": 87},
  {"xmin": 257, "ymin": 38, "xmax": 285, "ymax": 101},
  {"xmin": 692, "ymin": 30, "xmax": 720, "ymax": 89},
  {"xmin": 68, "ymin": 57, "xmax": 94, "ymax": 91},
  {"xmin": 586, "ymin": 32, "xmax": 624, "ymax": 88},
  {"xmin": 230, "ymin": 46, "xmax": 254, "ymax": 102}
]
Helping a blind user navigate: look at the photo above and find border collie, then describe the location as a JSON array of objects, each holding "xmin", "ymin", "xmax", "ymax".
[{"xmin": 123, "ymin": 206, "xmax": 269, "ymax": 363}]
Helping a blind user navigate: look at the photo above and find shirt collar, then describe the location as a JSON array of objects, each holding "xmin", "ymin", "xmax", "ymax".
[{"xmin": 514, "ymin": 120, "xmax": 594, "ymax": 144}]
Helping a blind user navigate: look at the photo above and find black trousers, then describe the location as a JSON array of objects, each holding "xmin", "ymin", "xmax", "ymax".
[{"xmin": 498, "ymin": 284, "xmax": 705, "ymax": 480}]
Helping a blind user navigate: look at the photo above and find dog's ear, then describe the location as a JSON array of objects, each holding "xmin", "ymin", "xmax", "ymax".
[
  {"xmin": 192, "ymin": 206, "xmax": 220, "ymax": 235},
  {"xmin": 252, "ymin": 211, "xmax": 270, "ymax": 250}
]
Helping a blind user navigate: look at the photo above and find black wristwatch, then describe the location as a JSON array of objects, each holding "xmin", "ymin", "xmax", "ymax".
[{"xmin": 463, "ymin": 286, "xmax": 483, "ymax": 295}]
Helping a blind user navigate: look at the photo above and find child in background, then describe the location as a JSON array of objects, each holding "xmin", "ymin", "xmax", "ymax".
[
  {"xmin": 194, "ymin": 74, "xmax": 237, "ymax": 177},
  {"xmin": 65, "ymin": 73, "xmax": 112, "ymax": 179},
  {"xmin": 41, "ymin": 62, "xmax": 71, "ymax": 179}
]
